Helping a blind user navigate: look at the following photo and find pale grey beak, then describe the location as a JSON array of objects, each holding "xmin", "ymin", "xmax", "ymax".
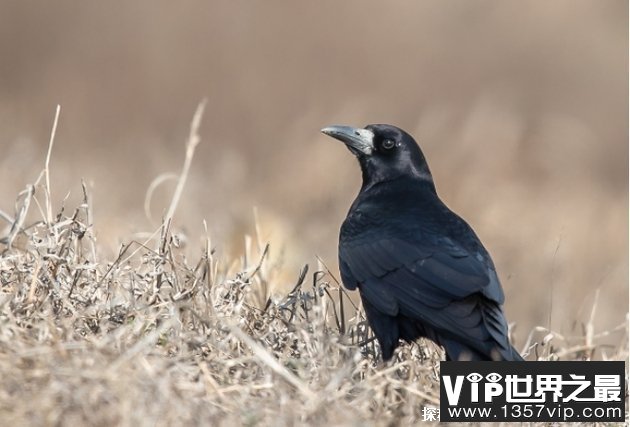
[{"xmin": 321, "ymin": 125, "xmax": 374, "ymax": 156}]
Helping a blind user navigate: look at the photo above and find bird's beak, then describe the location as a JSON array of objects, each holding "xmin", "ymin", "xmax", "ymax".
[{"xmin": 321, "ymin": 125, "xmax": 374, "ymax": 156}]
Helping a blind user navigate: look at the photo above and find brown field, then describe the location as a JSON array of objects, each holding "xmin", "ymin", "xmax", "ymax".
[{"xmin": 0, "ymin": 1, "xmax": 627, "ymax": 425}]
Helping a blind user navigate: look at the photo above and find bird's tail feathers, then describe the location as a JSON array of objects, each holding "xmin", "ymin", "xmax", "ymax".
[{"xmin": 440, "ymin": 336, "xmax": 525, "ymax": 361}]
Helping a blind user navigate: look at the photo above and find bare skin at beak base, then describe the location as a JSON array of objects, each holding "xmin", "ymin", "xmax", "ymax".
[{"xmin": 321, "ymin": 125, "xmax": 375, "ymax": 155}]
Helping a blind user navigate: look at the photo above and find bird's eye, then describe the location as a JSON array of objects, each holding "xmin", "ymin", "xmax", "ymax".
[{"xmin": 381, "ymin": 139, "xmax": 395, "ymax": 150}]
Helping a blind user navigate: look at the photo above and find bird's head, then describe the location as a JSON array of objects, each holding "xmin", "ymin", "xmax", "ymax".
[{"xmin": 322, "ymin": 124, "xmax": 434, "ymax": 188}]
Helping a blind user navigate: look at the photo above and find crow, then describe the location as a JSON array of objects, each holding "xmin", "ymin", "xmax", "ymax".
[{"xmin": 322, "ymin": 124, "xmax": 523, "ymax": 361}]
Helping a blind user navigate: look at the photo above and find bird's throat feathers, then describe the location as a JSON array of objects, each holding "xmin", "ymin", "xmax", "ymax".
[{"xmin": 358, "ymin": 155, "xmax": 436, "ymax": 193}]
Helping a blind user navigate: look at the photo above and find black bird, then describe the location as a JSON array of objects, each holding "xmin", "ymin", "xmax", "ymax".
[{"xmin": 322, "ymin": 124, "xmax": 523, "ymax": 361}]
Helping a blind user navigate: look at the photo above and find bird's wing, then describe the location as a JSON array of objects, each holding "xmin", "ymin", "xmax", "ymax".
[
  {"xmin": 340, "ymin": 236, "xmax": 503, "ymax": 302},
  {"xmin": 339, "ymin": 236, "xmax": 511, "ymax": 357}
]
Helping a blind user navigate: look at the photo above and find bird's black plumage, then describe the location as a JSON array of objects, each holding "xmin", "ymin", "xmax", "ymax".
[{"xmin": 322, "ymin": 124, "xmax": 523, "ymax": 361}]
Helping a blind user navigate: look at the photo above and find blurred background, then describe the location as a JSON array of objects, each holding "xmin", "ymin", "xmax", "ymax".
[{"xmin": 0, "ymin": 1, "xmax": 627, "ymax": 347}]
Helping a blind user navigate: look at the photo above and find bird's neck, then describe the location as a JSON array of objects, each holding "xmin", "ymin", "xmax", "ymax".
[{"xmin": 360, "ymin": 173, "xmax": 437, "ymax": 196}]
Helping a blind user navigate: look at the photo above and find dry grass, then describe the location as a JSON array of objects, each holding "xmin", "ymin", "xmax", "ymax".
[
  {"xmin": 0, "ymin": 109, "xmax": 627, "ymax": 427},
  {"xmin": 0, "ymin": 181, "xmax": 444, "ymax": 426}
]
